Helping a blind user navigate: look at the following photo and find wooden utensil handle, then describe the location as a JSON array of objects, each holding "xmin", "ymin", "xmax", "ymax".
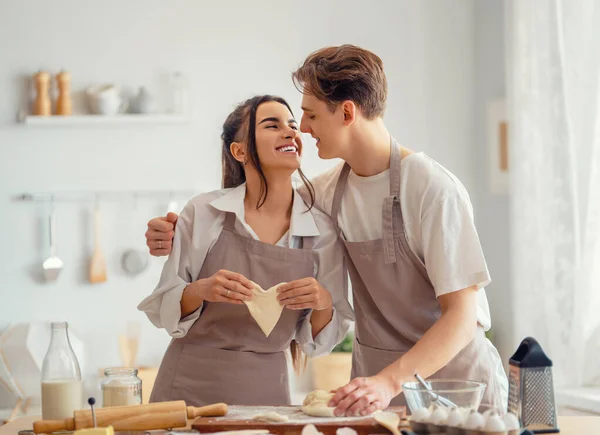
[
  {"xmin": 187, "ymin": 402, "xmax": 228, "ymax": 418},
  {"xmin": 33, "ymin": 418, "xmax": 75, "ymax": 433}
]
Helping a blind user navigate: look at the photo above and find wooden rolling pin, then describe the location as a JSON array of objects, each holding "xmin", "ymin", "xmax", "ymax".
[{"xmin": 33, "ymin": 400, "xmax": 227, "ymax": 433}]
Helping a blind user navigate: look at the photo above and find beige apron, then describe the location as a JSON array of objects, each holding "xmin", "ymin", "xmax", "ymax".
[
  {"xmin": 330, "ymin": 138, "xmax": 504, "ymax": 409},
  {"xmin": 150, "ymin": 212, "xmax": 315, "ymax": 406}
]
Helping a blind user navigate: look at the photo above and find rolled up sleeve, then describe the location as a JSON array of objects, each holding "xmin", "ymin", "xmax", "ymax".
[
  {"xmin": 295, "ymin": 214, "xmax": 354, "ymax": 357},
  {"xmin": 137, "ymin": 202, "xmax": 203, "ymax": 338}
]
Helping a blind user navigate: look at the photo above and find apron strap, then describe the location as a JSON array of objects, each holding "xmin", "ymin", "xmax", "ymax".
[
  {"xmin": 389, "ymin": 137, "xmax": 402, "ymax": 198},
  {"xmin": 223, "ymin": 212, "xmax": 237, "ymax": 231},
  {"xmin": 302, "ymin": 236, "xmax": 314, "ymax": 250},
  {"xmin": 382, "ymin": 138, "xmax": 404, "ymax": 264},
  {"xmin": 331, "ymin": 163, "xmax": 352, "ymax": 237}
]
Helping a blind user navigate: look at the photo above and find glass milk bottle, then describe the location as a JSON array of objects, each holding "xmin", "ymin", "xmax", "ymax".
[{"xmin": 41, "ymin": 322, "xmax": 83, "ymax": 420}]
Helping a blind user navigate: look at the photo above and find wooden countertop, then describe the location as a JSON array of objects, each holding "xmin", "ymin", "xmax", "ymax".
[{"xmin": 1, "ymin": 415, "xmax": 598, "ymax": 434}]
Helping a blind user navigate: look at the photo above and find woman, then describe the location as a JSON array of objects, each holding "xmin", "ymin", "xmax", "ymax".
[{"xmin": 138, "ymin": 95, "xmax": 353, "ymax": 407}]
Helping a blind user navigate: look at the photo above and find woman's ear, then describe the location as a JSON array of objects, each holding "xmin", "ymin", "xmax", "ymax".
[{"xmin": 230, "ymin": 141, "xmax": 248, "ymax": 164}]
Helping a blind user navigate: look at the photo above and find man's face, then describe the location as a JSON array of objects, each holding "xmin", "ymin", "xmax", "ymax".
[{"xmin": 300, "ymin": 94, "xmax": 348, "ymax": 160}]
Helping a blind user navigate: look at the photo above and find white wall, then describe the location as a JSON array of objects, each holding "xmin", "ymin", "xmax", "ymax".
[
  {"xmin": 0, "ymin": 0, "xmax": 478, "ymax": 400},
  {"xmin": 471, "ymin": 0, "xmax": 513, "ymax": 367}
]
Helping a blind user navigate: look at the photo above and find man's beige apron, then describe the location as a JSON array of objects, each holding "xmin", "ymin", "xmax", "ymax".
[
  {"xmin": 150, "ymin": 212, "xmax": 315, "ymax": 406},
  {"xmin": 331, "ymin": 138, "xmax": 505, "ymax": 409}
]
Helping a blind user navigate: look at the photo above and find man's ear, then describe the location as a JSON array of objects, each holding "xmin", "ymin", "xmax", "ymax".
[{"xmin": 342, "ymin": 100, "xmax": 356, "ymax": 126}]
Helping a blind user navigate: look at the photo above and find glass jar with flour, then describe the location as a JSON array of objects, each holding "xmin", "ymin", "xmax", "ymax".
[{"xmin": 101, "ymin": 367, "xmax": 142, "ymax": 407}]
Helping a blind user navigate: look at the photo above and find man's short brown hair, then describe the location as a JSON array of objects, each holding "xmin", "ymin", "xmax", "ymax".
[{"xmin": 292, "ymin": 44, "xmax": 388, "ymax": 119}]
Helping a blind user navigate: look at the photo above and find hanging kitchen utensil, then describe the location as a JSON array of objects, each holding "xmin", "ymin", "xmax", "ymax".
[
  {"xmin": 42, "ymin": 199, "xmax": 63, "ymax": 282},
  {"xmin": 89, "ymin": 198, "xmax": 107, "ymax": 284},
  {"xmin": 121, "ymin": 195, "xmax": 148, "ymax": 277},
  {"xmin": 121, "ymin": 249, "xmax": 148, "ymax": 276}
]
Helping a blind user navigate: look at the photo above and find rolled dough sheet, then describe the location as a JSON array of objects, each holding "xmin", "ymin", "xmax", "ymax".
[{"xmin": 243, "ymin": 281, "xmax": 286, "ymax": 337}]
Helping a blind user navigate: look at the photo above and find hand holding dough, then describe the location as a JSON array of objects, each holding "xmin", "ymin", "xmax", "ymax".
[
  {"xmin": 243, "ymin": 281, "xmax": 286, "ymax": 337},
  {"xmin": 301, "ymin": 390, "xmax": 336, "ymax": 417}
]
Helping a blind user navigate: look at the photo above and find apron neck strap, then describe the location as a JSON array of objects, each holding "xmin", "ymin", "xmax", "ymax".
[
  {"xmin": 382, "ymin": 137, "xmax": 404, "ymax": 264},
  {"xmin": 331, "ymin": 163, "xmax": 352, "ymax": 236},
  {"xmin": 389, "ymin": 137, "xmax": 402, "ymax": 198},
  {"xmin": 223, "ymin": 212, "xmax": 237, "ymax": 231},
  {"xmin": 330, "ymin": 137, "xmax": 404, "ymax": 264}
]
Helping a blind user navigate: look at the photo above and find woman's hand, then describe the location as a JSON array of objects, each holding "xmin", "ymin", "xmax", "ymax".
[
  {"xmin": 194, "ymin": 269, "xmax": 255, "ymax": 304},
  {"xmin": 276, "ymin": 278, "xmax": 333, "ymax": 310}
]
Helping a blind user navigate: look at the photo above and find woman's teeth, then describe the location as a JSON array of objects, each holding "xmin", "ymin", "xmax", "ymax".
[{"xmin": 277, "ymin": 146, "xmax": 297, "ymax": 153}]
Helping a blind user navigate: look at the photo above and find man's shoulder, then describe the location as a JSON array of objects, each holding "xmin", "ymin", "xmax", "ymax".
[
  {"xmin": 305, "ymin": 161, "xmax": 345, "ymax": 195},
  {"xmin": 401, "ymin": 152, "xmax": 469, "ymax": 200}
]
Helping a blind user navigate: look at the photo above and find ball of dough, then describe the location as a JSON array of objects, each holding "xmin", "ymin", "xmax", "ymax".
[{"xmin": 302, "ymin": 390, "xmax": 336, "ymax": 417}]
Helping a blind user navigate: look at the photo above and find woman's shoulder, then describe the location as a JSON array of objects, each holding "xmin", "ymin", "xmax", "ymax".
[
  {"xmin": 187, "ymin": 188, "xmax": 231, "ymax": 206},
  {"xmin": 180, "ymin": 187, "xmax": 235, "ymax": 218}
]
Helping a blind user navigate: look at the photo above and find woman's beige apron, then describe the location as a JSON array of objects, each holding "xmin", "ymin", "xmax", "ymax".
[
  {"xmin": 331, "ymin": 138, "xmax": 505, "ymax": 409},
  {"xmin": 150, "ymin": 212, "xmax": 315, "ymax": 406}
]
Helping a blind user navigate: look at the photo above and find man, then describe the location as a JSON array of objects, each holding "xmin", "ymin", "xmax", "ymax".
[{"xmin": 145, "ymin": 45, "xmax": 508, "ymax": 416}]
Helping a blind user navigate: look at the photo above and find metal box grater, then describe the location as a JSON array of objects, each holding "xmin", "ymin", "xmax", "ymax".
[{"xmin": 508, "ymin": 337, "xmax": 559, "ymax": 433}]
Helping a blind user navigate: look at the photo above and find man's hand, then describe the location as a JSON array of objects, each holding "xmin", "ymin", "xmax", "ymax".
[
  {"xmin": 146, "ymin": 212, "xmax": 178, "ymax": 256},
  {"xmin": 329, "ymin": 375, "xmax": 397, "ymax": 417}
]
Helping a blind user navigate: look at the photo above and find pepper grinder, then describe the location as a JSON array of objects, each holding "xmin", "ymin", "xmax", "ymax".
[
  {"xmin": 33, "ymin": 71, "xmax": 51, "ymax": 116},
  {"xmin": 55, "ymin": 70, "xmax": 73, "ymax": 116}
]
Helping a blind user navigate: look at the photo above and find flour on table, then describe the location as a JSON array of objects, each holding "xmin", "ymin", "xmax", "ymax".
[
  {"xmin": 212, "ymin": 406, "xmax": 371, "ymax": 424},
  {"xmin": 252, "ymin": 412, "xmax": 289, "ymax": 423}
]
